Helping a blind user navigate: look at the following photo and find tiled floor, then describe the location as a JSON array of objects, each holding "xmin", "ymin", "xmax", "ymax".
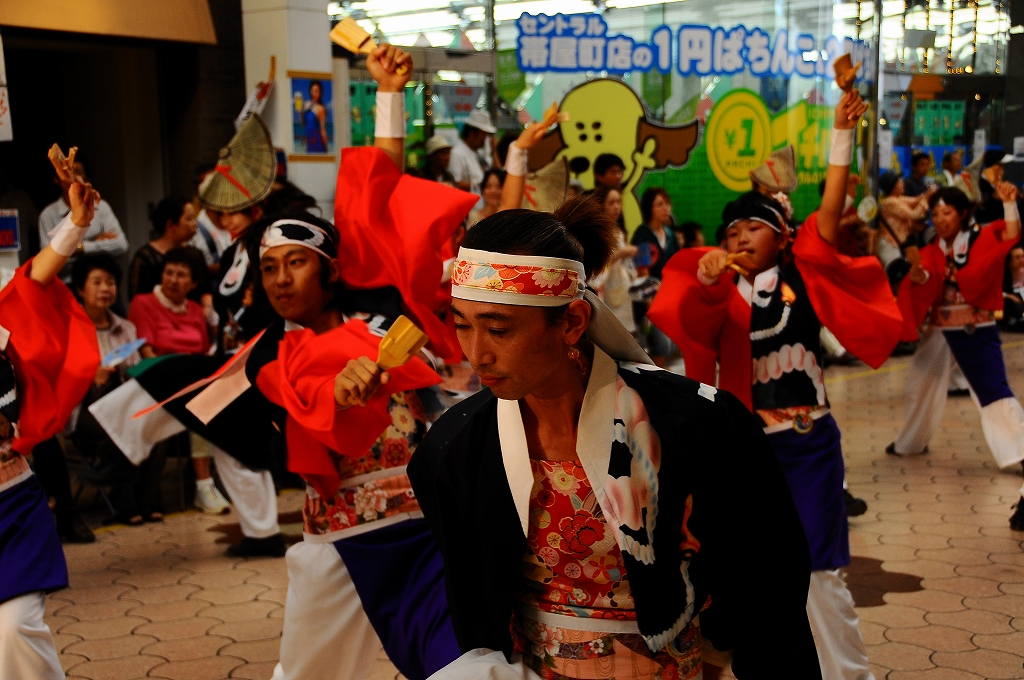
[{"xmin": 46, "ymin": 338, "xmax": 1024, "ymax": 679}]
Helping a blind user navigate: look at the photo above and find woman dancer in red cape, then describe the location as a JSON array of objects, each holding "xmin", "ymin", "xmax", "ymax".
[
  {"xmin": 0, "ymin": 170, "xmax": 101, "ymax": 678},
  {"xmin": 889, "ymin": 184, "xmax": 1024, "ymax": 530}
]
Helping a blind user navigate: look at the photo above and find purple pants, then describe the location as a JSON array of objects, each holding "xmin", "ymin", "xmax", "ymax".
[
  {"xmin": 334, "ymin": 518, "xmax": 459, "ymax": 680},
  {"xmin": 943, "ymin": 326, "xmax": 1015, "ymax": 407},
  {"xmin": 0, "ymin": 475, "xmax": 68, "ymax": 603},
  {"xmin": 767, "ymin": 414, "xmax": 850, "ymax": 572}
]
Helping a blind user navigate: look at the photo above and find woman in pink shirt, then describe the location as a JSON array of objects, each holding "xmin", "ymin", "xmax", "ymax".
[
  {"xmin": 128, "ymin": 247, "xmax": 233, "ymax": 515},
  {"xmin": 129, "ymin": 248, "xmax": 210, "ymax": 358}
]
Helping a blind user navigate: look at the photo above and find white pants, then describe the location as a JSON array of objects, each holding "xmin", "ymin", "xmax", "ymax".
[
  {"xmin": 806, "ymin": 570, "xmax": 874, "ymax": 680},
  {"xmin": 0, "ymin": 592, "xmax": 64, "ymax": 680},
  {"xmin": 894, "ymin": 330, "xmax": 1024, "ymax": 475},
  {"xmin": 210, "ymin": 445, "xmax": 280, "ymax": 539},
  {"xmin": 270, "ymin": 541, "xmax": 382, "ymax": 680},
  {"xmin": 428, "ymin": 650, "xmax": 542, "ymax": 680},
  {"xmin": 949, "ymin": 364, "xmax": 970, "ymax": 392}
]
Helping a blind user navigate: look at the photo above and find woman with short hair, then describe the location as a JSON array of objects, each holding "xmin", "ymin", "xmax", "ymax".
[
  {"xmin": 128, "ymin": 247, "xmax": 240, "ymax": 520},
  {"xmin": 127, "ymin": 196, "xmax": 198, "ymax": 301},
  {"xmin": 70, "ymin": 254, "xmax": 159, "ymax": 526}
]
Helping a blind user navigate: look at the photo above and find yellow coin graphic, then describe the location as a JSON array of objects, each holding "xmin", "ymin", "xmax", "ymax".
[{"xmin": 706, "ymin": 90, "xmax": 772, "ymax": 192}]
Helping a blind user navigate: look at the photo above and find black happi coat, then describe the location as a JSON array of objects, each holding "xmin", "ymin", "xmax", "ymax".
[
  {"xmin": 748, "ymin": 264, "xmax": 826, "ymax": 411},
  {"xmin": 409, "ymin": 351, "xmax": 822, "ymax": 678}
]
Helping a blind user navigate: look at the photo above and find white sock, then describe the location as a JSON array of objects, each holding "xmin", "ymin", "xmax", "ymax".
[{"xmin": 196, "ymin": 477, "xmax": 215, "ymax": 490}]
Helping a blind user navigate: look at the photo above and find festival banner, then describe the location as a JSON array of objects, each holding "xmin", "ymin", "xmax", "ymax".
[{"xmin": 515, "ymin": 13, "xmax": 870, "ymax": 82}]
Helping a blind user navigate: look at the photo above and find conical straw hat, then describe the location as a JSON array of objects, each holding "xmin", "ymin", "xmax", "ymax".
[
  {"xmin": 521, "ymin": 157, "xmax": 569, "ymax": 213},
  {"xmin": 750, "ymin": 145, "xmax": 798, "ymax": 194},
  {"xmin": 956, "ymin": 153, "xmax": 984, "ymax": 203},
  {"xmin": 199, "ymin": 114, "xmax": 276, "ymax": 212}
]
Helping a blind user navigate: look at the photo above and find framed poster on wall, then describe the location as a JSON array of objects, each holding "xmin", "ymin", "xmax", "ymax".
[{"xmin": 288, "ymin": 70, "xmax": 334, "ymax": 154}]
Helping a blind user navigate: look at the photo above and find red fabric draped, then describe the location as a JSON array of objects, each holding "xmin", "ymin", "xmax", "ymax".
[
  {"xmin": 0, "ymin": 263, "xmax": 100, "ymax": 455},
  {"xmin": 649, "ymin": 216, "xmax": 905, "ymax": 410},
  {"xmin": 334, "ymin": 147, "xmax": 478, "ymax": 364},
  {"xmin": 254, "ymin": 320, "xmax": 440, "ymax": 498},
  {"xmin": 647, "ymin": 248, "xmax": 753, "ymax": 409},
  {"xmin": 791, "ymin": 212, "xmax": 903, "ymax": 369},
  {"xmin": 896, "ymin": 244, "xmax": 945, "ymax": 342},
  {"xmin": 957, "ymin": 221, "xmax": 1017, "ymax": 311},
  {"xmin": 895, "ymin": 221, "xmax": 1018, "ymax": 340}
]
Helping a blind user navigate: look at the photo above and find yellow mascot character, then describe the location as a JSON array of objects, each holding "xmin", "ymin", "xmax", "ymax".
[{"xmin": 529, "ymin": 79, "xmax": 700, "ymax": 234}]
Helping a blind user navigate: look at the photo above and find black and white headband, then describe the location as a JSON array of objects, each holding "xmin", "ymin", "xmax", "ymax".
[
  {"xmin": 259, "ymin": 219, "xmax": 338, "ymax": 260},
  {"xmin": 723, "ymin": 199, "xmax": 788, "ymax": 234}
]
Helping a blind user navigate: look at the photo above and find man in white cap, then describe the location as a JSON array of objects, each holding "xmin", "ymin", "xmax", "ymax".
[
  {"xmin": 449, "ymin": 108, "xmax": 496, "ymax": 198},
  {"xmin": 424, "ymin": 135, "xmax": 455, "ymax": 185}
]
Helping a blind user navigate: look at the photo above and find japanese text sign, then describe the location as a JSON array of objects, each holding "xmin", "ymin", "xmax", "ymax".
[{"xmin": 516, "ymin": 13, "xmax": 870, "ymax": 82}]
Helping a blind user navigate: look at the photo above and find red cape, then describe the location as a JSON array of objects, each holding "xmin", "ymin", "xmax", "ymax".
[
  {"xmin": 791, "ymin": 212, "xmax": 903, "ymax": 369},
  {"xmin": 957, "ymin": 221, "xmax": 1017, "ymax": 311},
  {"xmin": 255, "ymin": 319, "xmax": 441, "ymax": 498},
  {"xmin": 648, "ymin": 213, "xmax": 902, "ymax": 411},
  {"xmin": 648, "ymin": 247, "xmax": 753, "ymax": 408},
  {"xmin": 896, "ymin": 244, "xmax": 945, "ymax": 342},
  {"xmin": 335, "ymin": 147, "xmax": 478, "ymax": 364},
  {"xmin": 0, "ymin": 263, "xmax": 100, "ymax": 454}
]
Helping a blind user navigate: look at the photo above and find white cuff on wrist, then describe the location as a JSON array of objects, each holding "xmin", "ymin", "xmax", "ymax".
[
  {"xmin": 506, "ymin": 143, "xmax": 528, "ymax": 177},
  {"xmin": 48, "ymin": 213, "xmax": 89, "ymax": 257},
  {"xmin": 1003, "ymin": 200, "xmax": 1019, "ymax": 224},
  {"xmin": 829, "ymin": 128, "xmax": 854, "ymax": 167},
  {"xmin": 374, "ymin": 91, "xmax": 406, "ymax": 139}
]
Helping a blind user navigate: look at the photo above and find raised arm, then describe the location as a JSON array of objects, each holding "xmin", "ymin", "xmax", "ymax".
[
  {"xmin": 367, "ymin": 44, "xmax": 412, "ymax": 169},
  {"xmin": 499, "ymin": 107, "xmax": 564, "ymax": 211},
  {"xmin": 995, "ymin": 181, "xmax": 1021, "ymax": 242},
  {"xmin": 30, "ymin": 181, "xmax": 98, "ymax": 286},
  {"xmin": 817, "ymin": 91, "xmax": 868, "ymax": 245}
]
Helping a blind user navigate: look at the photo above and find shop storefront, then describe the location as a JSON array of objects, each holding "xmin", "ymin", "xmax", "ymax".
[{"xmin": 330, "ymin": 0, "xmax": 1012, "ymax": 235}]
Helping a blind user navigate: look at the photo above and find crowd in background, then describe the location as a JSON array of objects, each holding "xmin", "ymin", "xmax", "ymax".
[{"xmin": 7, "ymin": 103, "xmax": 1024, "ymax": 547}]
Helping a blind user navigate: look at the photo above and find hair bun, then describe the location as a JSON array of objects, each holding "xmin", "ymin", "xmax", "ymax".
[{"xmin": 554, "ymin": 195, "xmax": 618, "ymax": 277}]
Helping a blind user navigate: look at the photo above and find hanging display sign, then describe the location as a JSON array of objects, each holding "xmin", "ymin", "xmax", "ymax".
[
  {"xmin": 0, "ymin": 210, "xmax": 20, "ymax": 251},
  {"xmin": 516, "ymin": 13, "xmax": 870, "ymax": 81},
  {"xmin": 433, "ymin": 84, "xmax": 484, "ymax": 126}
]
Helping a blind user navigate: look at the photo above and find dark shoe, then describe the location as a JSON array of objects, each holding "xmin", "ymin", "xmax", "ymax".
[
  {"xmin": 1010, "ymin": 499, "xmax": 1024, "ymax": 532},
  {"xmin": 77, "ymin": 461, "xmax": 136, "ymax": 486},
  {"xmin": 111, "ymin": 510, "xmax": 144, "ymax": 524},
  {"xmin": 892, "ymin": 341, "xmax": 918, "ymax": 356},
  {"xmin": 885, "ymin": 442, "xmax": 929, "ymax": 456},
  {"xmin": 823, "ymin": 351, "xmax": 858, "ymax": 368},
  {"xmin": 947, "ymin": 388, "xmax": 971, "ymax": 397},
  {"xmin": 56, "ymin": 509, "xmax": 96, "ymax": 543},
  {"xmin": 845, "ymin": 490, "xmax": 868, "ymax": 517},
  {"xmin": 225, "ymin": 534, "xmax": 286, "ymax": 558}
]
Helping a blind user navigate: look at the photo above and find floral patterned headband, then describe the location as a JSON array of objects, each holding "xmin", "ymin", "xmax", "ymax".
[{"xmin": 451, "ymin": 247, "xmax": 586, "ymax": 307}]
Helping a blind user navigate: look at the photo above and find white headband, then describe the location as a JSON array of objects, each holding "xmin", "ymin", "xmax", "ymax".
[
  {"xmin": 451, "ymin": 247, "xmax": 586, "ymax": 307},
  {"xmin": 726, "ymin": 214, "xmax": 787, "ymax": 234},
  {"xmin": 259, "ymin": 219, "xmax": 335, "ymax": 260}
]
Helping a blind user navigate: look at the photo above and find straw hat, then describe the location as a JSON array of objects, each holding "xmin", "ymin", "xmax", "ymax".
[
  {"xmin": 425, "ymin": 135, "xmax": 453, "ymax": 156},
  {"xmin": 750, "ymin": 145, "xmax": 798, "ymax": 194},
  {"xmin": 521, "ymin": 158, "xmax": 569, "ymax": 213},
  {"xmin": 199, "ymin": 114, "xmax": 276, "ymax": 212},
  {"xmin": 464, "ymin": 109, "xmax": 496, "ymax": 134}
]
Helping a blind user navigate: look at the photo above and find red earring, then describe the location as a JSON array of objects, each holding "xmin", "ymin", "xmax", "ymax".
[{"xmin": 567, "ymin": 346, "xmax": 587, "ymax": 375}]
